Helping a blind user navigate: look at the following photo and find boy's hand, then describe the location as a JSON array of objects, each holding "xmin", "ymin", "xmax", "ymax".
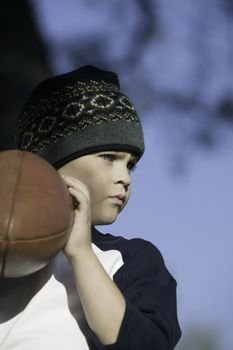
[
  {"xmin": 60, "ymin": 175, "xmax": 126, "ymax": 346},
  {"xmin": 61, "ymin": 176, "xmax": 92, "ymax": 259}
]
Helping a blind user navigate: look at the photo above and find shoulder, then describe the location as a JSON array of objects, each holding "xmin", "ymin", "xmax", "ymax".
[
  {"xmin": 92, "ymin": 228, "xmax": 177, "ymax": 306},
  {"xmin": 92, "ymin": 227, "xmax": 167, "ymax": 274}
]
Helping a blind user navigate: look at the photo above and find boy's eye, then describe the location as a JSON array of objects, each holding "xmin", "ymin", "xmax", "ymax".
[
  {"xmin": 100, "ymin": 154, "xmax": 115, "ymax": 161},
  {"xmin": 99, "ymin": 153, "xmax": 137, "ymax": 171}
]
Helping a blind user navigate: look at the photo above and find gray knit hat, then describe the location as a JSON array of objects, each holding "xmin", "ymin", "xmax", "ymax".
[{"xmin": 15, "ymin": 65, "xmax": 144, "ymax": 168}]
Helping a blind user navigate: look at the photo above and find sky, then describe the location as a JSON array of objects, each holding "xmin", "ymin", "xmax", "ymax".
[{"xmin": 30, "ymin": 1, "xmax": 233, "ymax": 348}]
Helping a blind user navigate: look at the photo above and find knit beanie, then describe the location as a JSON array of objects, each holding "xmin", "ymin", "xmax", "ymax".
[{"xmin": 15, "ymin": 65, "xmax": 144, "ymax": 168}]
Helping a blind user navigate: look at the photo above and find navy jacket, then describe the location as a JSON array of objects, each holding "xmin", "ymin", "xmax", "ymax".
[{"xmin": 88, "ymin": 228, "xmax": 181, "ymax": 349}]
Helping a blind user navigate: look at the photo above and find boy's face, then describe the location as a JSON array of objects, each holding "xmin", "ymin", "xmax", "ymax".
[{"xmin": 58, "ymin": 151, "xmax": 138, "ymax": 225}]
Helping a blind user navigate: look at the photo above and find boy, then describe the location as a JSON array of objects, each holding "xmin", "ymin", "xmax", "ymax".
[{"xmin": 1, "ymin": 66, "xmax": 181, "ymax": 349}]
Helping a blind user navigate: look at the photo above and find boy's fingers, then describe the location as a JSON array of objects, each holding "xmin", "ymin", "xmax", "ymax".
[
  {"xmin": 67, "ymin": 186, "xmax": 90, "ymax": 214},
  {"xmin": 61, "ymin": 175, "xmax": 90, "ymax": 198}
]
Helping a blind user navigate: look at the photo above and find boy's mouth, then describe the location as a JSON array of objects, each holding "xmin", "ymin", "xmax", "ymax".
[{"xmin": 110, "ymin": 195, "xmax": 126, "ymax": 206}]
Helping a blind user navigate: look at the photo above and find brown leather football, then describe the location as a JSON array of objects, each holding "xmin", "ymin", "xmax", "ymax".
[{"xmin": 0, "ymin": 150, "xmax": 74, "ymax": 278}]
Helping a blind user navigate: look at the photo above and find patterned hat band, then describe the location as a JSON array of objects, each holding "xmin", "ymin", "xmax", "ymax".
[{"xmin": 16, "ymin": 66, "xmax": 144, "ymax": 168}]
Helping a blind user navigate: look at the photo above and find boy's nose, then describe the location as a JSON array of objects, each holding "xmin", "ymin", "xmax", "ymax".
[{"xmin": 113, "ymin": 167, "xmax": 131, "ymax": 188}]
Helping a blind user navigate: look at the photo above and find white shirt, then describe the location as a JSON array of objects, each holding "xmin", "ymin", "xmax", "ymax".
[{"xmin": 0, "ymin": 244, "xmax": 124, "ymax": 350}]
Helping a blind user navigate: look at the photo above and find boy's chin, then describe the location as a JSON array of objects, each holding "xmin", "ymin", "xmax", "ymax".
[
  {"xmin": 92, "ymin": 214, "xmax": 118, "ymax": 226},
  {"xmin": 92, "ymin": 205, "xmax": 126, "ymax": 225}
]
